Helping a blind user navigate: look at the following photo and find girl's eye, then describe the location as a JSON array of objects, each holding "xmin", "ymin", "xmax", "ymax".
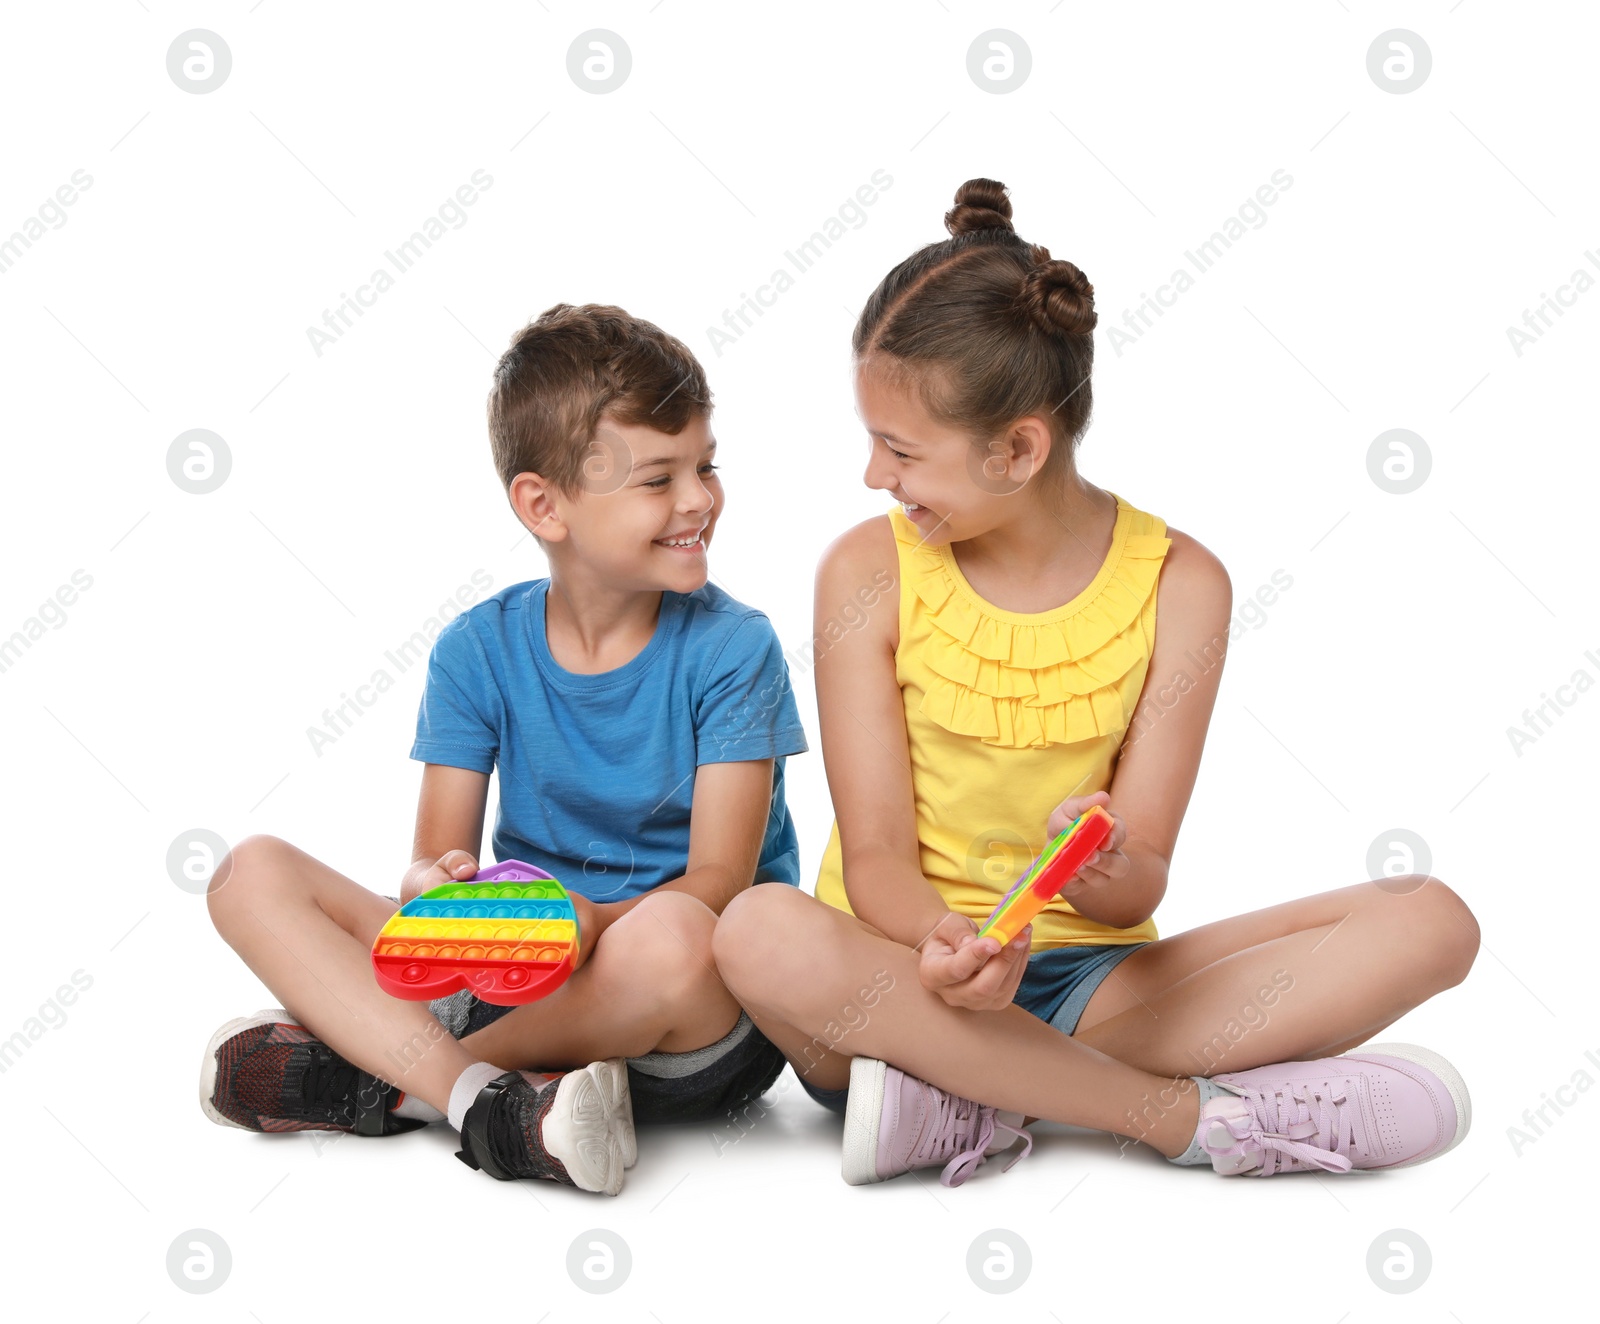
[{"xmin": 889, "ymin": 448, "xmax": 910, "ymax": 461}]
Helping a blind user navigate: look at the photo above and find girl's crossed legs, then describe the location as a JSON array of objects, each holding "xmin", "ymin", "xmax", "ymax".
[{"xmin": 712, "ymin": 873, "xmax": 1479, "ymax": 1161}]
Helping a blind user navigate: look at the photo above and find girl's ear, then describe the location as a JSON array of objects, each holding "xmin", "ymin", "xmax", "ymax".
[
  {"xmin": 1002, "ymin": 415, "xmax": 1054, "ymax": 483},
  {"xmin": 508, "ymin": 471, "xmax": 568, "ymax": 543}
]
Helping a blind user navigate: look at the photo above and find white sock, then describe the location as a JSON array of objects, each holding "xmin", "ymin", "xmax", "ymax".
[
  {"xmin": 447, "ymin": 1061, "xmax": 507, "ymax": 1133},
  {"xmin": 1168, "ymin": 1076, "xmax": 1234, "ymax": 1165},
  {"xmin": 391, "ymin": 1093, "xmax": 445, "ymax": 1124}
]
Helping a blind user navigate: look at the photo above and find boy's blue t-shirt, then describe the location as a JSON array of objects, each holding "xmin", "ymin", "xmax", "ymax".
[{"xmin": 410, "ymin": 578, "xmax": 809, "ymax": 901}]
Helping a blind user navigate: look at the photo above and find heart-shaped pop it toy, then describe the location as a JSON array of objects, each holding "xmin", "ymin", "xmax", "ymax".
[{"xmin": 371, "ymin": 860, "xmax": 579, "ymax": 1005}]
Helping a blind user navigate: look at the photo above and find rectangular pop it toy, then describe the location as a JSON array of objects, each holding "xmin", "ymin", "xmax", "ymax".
[
  {"xmin": 975, "ymin": 805, "xmax": 1115, "ymax": 947},
  {"xmin": 371, "ymin": 861, "xmax": 580, "ymax": 1005}
]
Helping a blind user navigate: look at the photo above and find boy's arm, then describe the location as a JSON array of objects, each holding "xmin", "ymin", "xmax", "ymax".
[
  {"xmin": 400, "ymin": 763, "xmax": 491, "ymax": 902},
  {"xmin": 582, "ymin": 758, "xmax": 773, "ymax": 942}
]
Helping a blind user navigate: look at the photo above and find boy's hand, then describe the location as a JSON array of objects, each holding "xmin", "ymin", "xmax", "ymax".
[
  {"xmin": 917, "ymin": 911, "xmax": 1031, "ymax": 1011},
  {"xmin": 568, "ymin": 893, "xmax": 624, "ymax": 972},
  {"xmin": 403, "ymin": 850, "xmax": 479, "ymax": 901},
  {"xmin": 1046, "ymin": 790, "xmax": 1131, "ymax": 900}
]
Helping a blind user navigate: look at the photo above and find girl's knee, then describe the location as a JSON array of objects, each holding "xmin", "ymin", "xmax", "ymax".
[
  {"xmin": 1374, "ymin": 875, "xmax": 1480, "ymax": 986},
  {"xmin": 713, "ymin": 884, "xmax": 818, "ymax": 993}
]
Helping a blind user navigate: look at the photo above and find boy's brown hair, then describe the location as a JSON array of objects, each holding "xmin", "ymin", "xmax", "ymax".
[{"xmin": 487, "ymin": 303, "xmax": 712, "ymax": 499}]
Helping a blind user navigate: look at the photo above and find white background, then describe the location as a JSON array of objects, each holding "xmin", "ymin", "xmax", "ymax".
[{"xmin": 2, "ymin": 1, "xmax": 1594, "ymax": 1317}]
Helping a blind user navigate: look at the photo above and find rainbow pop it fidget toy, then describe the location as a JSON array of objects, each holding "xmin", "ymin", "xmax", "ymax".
[
  {"xmin": 371, "ymin": 860, "xmax": 579, "ymax": 1005},
  {"xmin": 976, "ymin": 805, "xmax": 1116, "ymax": 947}
]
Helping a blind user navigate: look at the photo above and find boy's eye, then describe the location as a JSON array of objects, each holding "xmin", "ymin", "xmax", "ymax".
[{"xmin": 645, "ymin": 463, "xmax": 718, "ymax": 490}]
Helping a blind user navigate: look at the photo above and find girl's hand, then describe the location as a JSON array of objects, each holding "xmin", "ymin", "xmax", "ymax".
[
  {"xmin": 918, "ymin": 911, "xmax": 1032, "ymax": 1011},
  {"xmin": 1046, "ymin": 790, "xmax": 1132, "ymax": 901}
]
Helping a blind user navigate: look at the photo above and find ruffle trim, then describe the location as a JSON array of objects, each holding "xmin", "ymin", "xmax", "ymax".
[{"xmin": 893, "ymin": 503, "xmax": 1171, "ymax": 748}]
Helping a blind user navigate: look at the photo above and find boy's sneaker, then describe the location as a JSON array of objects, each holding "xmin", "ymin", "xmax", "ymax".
[
  {"xmin": 589, "ymin": 1058, "xmax": 637, "ymax": 1169},
  {"xmin": 841, "ymin": 1056, "xmax": 1033, "ymax": 1187},
  {"xmin": 456, "ymin": 1062, "xmax": 633, "ymax": 1195},
  {"xmin": 1200, "ymin": 1042, "xmax": 1470, "ymax": 1175},
  {"xmin": 200, "ymin": 1009, "xmax": 423, "ymax": 1136}
]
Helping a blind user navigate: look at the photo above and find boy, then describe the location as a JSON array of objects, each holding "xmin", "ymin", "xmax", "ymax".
[{"xmin": 200, "ymin": 304, "xmax": 809, "ymax": 1194}]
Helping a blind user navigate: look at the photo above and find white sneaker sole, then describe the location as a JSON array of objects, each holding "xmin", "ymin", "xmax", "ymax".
[
  {"xmin": 541, "ymin": 1061, "xmax": 633, "ymax": 1196},
  {"xmin": 1357, "ymin": 1041, "xmax": 1472, "ymax": 1165},
  {"xmin": 840, "ymin": 1056, "xmax": 888, "ymax": 1186},
  {"xmin": 588, "ymin": 1058, "xmax": 637, "ymax": 1168},
  {"xmin": 198, "ymin": 1007, "xmax": 294, "ymax": 1131}
]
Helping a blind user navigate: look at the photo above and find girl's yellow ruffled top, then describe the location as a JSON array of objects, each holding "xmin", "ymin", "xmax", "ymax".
[{"xmin": 814, "ymin": 493, "xmax": 1172, "ymax": 950}]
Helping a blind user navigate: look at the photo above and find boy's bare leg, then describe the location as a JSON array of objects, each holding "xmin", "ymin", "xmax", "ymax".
[
  {"xmin": 712, "ymin": 885, "xmax": 1202, "ymax": 1159},
  {"xmin": 463, "ymin": 891, "xmax": 742, "ymax": 1068},
  {"xmin": 207, "ymin": 835, "xmax": 479, "ymax": 1116}
]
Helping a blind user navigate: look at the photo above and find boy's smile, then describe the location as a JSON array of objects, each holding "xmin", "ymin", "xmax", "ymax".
[{"xmin": 524, "ymin": 412, "xmax": 723, "ymax": 594}]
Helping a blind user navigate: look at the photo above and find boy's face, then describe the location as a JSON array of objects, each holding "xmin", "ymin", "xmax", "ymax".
[{"xmin": 540, "ymin": 412, "xmax": 723, "ymax": 592}]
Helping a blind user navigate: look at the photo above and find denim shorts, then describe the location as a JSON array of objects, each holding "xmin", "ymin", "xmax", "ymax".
[
  {"xmin": 431, "ymin": 992, "xmax": 787, "ymax": 1125},
  {"xmin": 797, "ymin": 941, "xmax": 1149, "ymax": 1116}
]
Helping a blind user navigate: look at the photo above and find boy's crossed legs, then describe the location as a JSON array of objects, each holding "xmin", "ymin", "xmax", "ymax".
[{"xmin": 202, "ymin": 835, "xmax": 784, "ymax": 1193}]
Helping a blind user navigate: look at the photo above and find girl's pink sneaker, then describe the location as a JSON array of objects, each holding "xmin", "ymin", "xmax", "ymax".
[
  {"xmin": 1200, "ymin": 1042, "xmax": 1470, "ymax": 1175},
  {"xmin": 842, "ymin": 1056, "xmax": 1033, "ymax": 1186}
]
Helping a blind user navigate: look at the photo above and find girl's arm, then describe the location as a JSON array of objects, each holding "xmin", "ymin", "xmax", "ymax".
[
  {"xmin": 400, "ymin": 763, "xmax": 490, "ymax": 902},
  {"xmin": 1052, "ymin": 530, "xmax": 1234, "ymax": 930},
  {"xmin": 814, "ymin": 519, "xmax": 952, "ymax": 949},
  {"xmin": 816, "ymin": 520, "xmax": 1031, "ymax": 1008}
]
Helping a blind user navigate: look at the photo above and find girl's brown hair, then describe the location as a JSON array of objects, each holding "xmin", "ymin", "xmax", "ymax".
[{"xmin": 853, "ymin": 178, "xmax": 1096, "ymax": 496}]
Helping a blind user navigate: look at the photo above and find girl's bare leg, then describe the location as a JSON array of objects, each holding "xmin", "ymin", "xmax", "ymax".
[
  {"xmin": 1074, "ymin": 876, "xmax": 1480, "ymax": 1077},
  {"xmin": 712, "ymin": 885, "xmax": 1203, "ymax": 1159},
  {"xmin": 207, "ymin": 835, "xmax": 476, "ymax": 1115}
]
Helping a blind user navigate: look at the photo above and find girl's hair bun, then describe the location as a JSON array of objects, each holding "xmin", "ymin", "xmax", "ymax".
[
  {"xmin": 1021, "ymin": 254, "xmax": 1097, "ymax": 337},
  {"xmin": 944, "ymin": 177, "xmax": 1014, "ymax": 237}
]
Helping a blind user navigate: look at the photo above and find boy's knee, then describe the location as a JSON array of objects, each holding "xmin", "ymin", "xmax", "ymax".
[
  {"xmin": 206, "ymin": 833, "xmax": 290, "ymax": 913},
  {"xmin": 599, "ymin": 892, "xmax": 720, "ymax": 997}
]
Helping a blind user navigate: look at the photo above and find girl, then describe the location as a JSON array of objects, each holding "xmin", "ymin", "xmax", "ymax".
[{"xmin": 713, "ymin": 179, "xmax": 1480, "ymax": 1184}]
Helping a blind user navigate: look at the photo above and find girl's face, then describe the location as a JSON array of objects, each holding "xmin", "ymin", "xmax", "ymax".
[{"xmin": 855, "ymin": 359, "xmax": 1027, "ymax": 545}]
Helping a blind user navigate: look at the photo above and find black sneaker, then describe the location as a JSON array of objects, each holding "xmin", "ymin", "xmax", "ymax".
[
  {"xmin": 456, "ymin": 1063, "xmax": 630, "ymax": 1194},
  {"xmin": 199, "ymin": 1009, "xmax": 424, "ymax": 1136}
]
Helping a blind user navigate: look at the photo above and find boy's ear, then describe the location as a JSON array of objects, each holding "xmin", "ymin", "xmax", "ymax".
[{"xmin": 508, "ymin": 471, "xmax": 569, "ymax": 543}]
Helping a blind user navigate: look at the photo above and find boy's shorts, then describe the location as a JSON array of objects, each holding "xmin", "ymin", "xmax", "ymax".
[
  {"xmin": 376, "ymin": 894, "xmax": 784, "ymax": 1123},
  {"xmin": 796, "ymin": 940, "xmax": 1149, "ymax": 1116},
  {"xmin": 430, "ymin": 992, "xmax": 786, "ymax": 1125}
]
